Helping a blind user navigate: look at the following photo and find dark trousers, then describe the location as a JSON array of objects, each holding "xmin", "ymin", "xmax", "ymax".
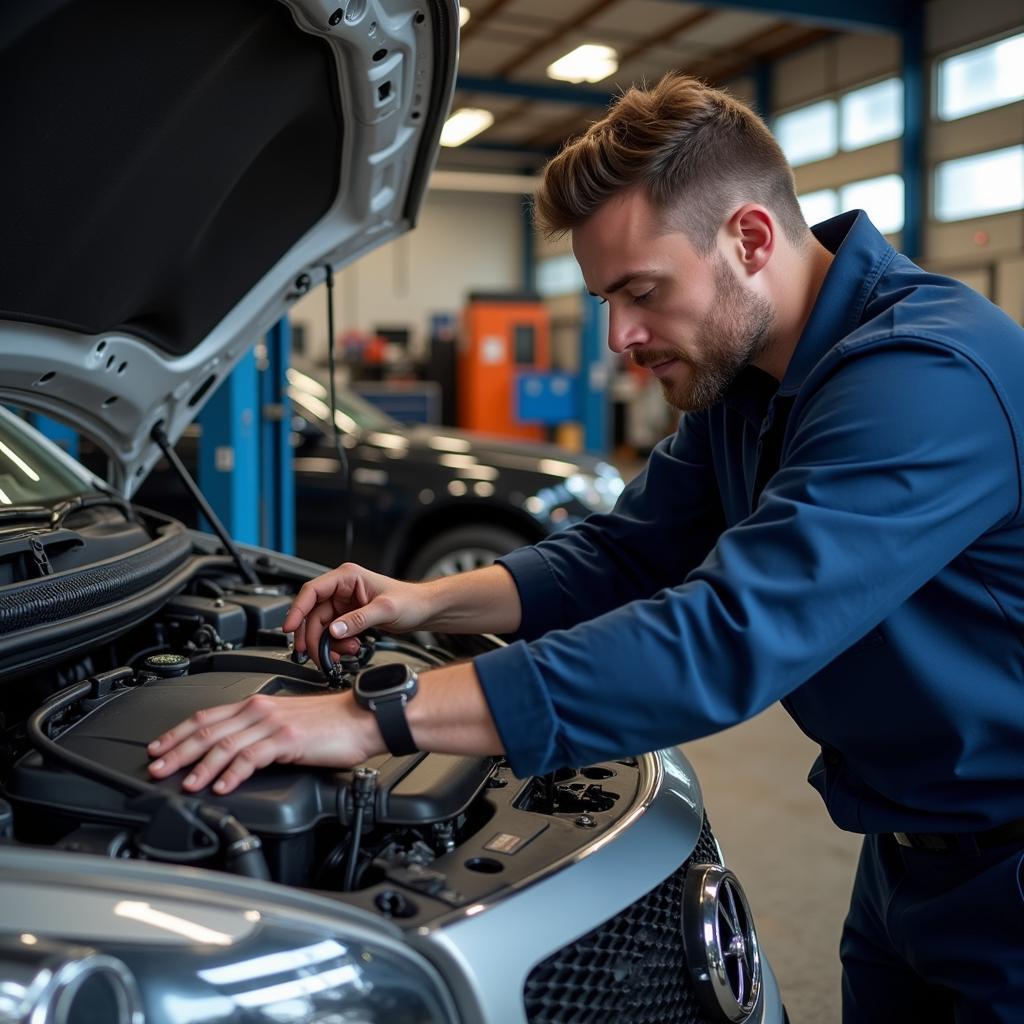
[{"xmin": 841, "ymin": 833, "xmax": 1024, "ymax": 1022}]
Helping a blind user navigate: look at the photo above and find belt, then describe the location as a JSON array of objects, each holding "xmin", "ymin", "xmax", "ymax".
[{"xmin": 893, "ymin": 816, "xmax": 1024, "ymax": 852}]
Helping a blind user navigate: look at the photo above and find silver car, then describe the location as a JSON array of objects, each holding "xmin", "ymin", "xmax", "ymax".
[{"xmin": 0, "ymin": 2, "xmax": 785, "ymax": 1021}]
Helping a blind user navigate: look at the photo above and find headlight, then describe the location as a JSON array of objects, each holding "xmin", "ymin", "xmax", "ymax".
[
  {"xmin": 0, "ymin": 940, "xmax": 144, "ymax": 1024},
  {"xmin": 564, "ymin": 467, "xmax": 624, "ymax": 512},
  {"xmin": 0, "ymin": 905, "xmax": 456, "ymax": 1024}
]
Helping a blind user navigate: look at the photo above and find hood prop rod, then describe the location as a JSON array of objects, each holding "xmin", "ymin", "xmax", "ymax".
[
  {"xmin": 324, "ymin": 264, "xmax": 353, "ymax": 564},
  {"xmin": 151, "ymin": 424, "xmax": 259, "ymax": 584}
]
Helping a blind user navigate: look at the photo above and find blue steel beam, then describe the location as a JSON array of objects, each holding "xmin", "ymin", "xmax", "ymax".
[
  {"xmin": 460, "ymin": 140, "xmax": 558, "ymax": 156},
  {"xmin": 751, "ymin": 59, "xmax": 773, "ymax": 121},
  {"xmin": 260, "ymin": 319, "xmax": 295, "ymax": 554},
  {"xmin": 580, "ymin": 292, "xmax": 610, "ymax": 455},
  {"xmin": 198, "ymin": 350, "xmax": 260, "ymax": 546},
  {"xmin": 659, "ymin": 0, "xmax": 916, "ymax": 33},
  {"xmin": 29, "ymin": 414, "xmax": 79, "ymax": 460},
  {"xmin": 521, "ymin": 200, "xmax": 536, "ymax": 293},
  {"xmin": 901, "ymin": 4, "xmax": 925, "ymax": 259},
  {"xmin": 457, "ymin": 75, "xmax": 610, "ymax": 107}
]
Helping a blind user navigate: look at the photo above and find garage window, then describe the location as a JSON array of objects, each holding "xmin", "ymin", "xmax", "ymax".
[
  {"xmin": 840, "ymin": 78, "xmax": 903, "ymax": 151},
  {"xmin": 774, "ymin": 100, "xmax": 838, "ymax": 167},
  {"xmin": 798, "ymin": 189, "xmax": 840, "ymax": 226},
  {"xmin": 937, "ymin": 32, "xmax": 1024, "ymax": 121},
  {"xmin": 934, "ymin": 146, "xmax": 1024, "ymax": 222},
  {"xmin": 839, "ymin": 175, "xmax": 905, "ymax": 234}
]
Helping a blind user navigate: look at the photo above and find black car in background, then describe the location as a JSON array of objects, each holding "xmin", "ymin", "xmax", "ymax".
[{"xmin": 96, "ymin": 365, "xmax": 626, "ymax": 579}]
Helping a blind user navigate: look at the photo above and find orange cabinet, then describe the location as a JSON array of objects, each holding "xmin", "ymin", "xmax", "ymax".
[{"xmin": 459, "ymin": 293, "xmax": 550, "ymax": 440}]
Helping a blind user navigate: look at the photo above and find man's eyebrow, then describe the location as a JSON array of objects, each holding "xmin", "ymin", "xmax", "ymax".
[{"xmin": 587, "ymin": 270, "xmax": 658, "ymax": 298}]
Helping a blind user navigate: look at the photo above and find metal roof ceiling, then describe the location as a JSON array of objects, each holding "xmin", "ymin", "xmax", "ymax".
[{"xmin": 438, "ymin": 0, "xmax": 914, "ymax": 175}]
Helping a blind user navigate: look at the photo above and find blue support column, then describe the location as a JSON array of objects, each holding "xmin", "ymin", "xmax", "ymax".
[
  {"xmin": 522, "ymin": 199, "xmax": 536, "ymax": 293},
  {"xmin": 456, "ymin": 75, "xmax": 610, "ymax": 107},
  {"xmin": 752, "ymin": 59, "xmax": 773, "ymax": 122},
  {"xmin": 659, "ymin": 0, "xmax": 911, "ymax": 32},
  {"xmin": 580, "ymin": 291, "xmax": 610, "ymax": 455},
  {"xmin": 29, "ymin": 414, "xmax": 78, "ymax": 459},
  {"xmin": 900, "ymin": 4, "xmax": 925, "ymax": 260},
  {"xmin": 198, "ymin": 349, "xmax": 260, "ymax": 545},
  {"xmin": 260, "ymin": 319, "xmax": 295, "ymax": 554}
]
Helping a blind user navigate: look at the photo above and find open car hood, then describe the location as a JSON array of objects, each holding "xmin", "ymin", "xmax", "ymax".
[{"xmin": 0, "ymin": 0, "xmax": 457, "ymax": 495}]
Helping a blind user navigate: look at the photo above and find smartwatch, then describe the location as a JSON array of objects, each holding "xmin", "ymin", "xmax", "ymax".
[{"xmin": 353, "ymin": 663, "xmax": 419, "ymax": 756}]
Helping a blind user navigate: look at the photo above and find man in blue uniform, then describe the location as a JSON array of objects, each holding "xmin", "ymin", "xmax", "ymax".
[{"xmin": 149, "ymin": 74, "xmax": 1024, "ymax": 1020}]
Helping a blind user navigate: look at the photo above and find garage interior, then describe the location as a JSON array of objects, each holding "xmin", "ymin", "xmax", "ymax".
[{"xmin": 23, "ymin": 1, "xmax": 1024, "ymax": 1021}]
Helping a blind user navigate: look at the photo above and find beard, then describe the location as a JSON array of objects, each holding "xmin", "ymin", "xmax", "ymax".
[{"xmin": 635, "ymin": 256, "xmax": 775, "ymax": 412}]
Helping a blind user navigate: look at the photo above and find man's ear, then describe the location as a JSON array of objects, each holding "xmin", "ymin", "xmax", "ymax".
[{"xmin": 724, "ymin": 204, "xmax": 774, "ymax": 277}]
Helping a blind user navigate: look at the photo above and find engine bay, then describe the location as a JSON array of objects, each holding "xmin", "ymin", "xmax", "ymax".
[{"xmin": 0, "ymin": 547, "xmax": 643, "ymax": 930}]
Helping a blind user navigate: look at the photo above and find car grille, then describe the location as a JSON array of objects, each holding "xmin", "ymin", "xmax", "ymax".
[{"xmin": 523, "ymin": 812, "xmax": 722, "ymax": 1024}]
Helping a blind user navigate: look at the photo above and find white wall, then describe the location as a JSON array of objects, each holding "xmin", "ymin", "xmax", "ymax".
[{"xmin": 290, "ymin": 188, "xmax": 526, "ymax": 358}]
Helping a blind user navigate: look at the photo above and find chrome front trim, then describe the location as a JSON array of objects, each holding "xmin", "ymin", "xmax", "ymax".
[
  {"xmin": 683, "ymin": 865, "xmax": 763, "ymax": 1023},
  {"xmin": 422, "ymin": 749, "xmax": 667, "ymax": 933},
  {"xmin": 410, "ymin": 746, "xmax": 719, "ymax": 1024}
]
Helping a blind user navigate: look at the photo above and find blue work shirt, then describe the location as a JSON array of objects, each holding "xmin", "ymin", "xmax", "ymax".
[{"xmin": 474, "ymin": 210, "xmax": 1024, "ymax": 836}]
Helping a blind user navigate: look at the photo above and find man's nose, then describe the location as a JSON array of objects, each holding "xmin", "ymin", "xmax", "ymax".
[{"xmin": 607, "ymin": 307, "xmax": 648, "ymax": 354}]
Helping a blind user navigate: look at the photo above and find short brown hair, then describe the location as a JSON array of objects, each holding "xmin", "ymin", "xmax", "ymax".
[{"xmin": 535, "ymin": 73, "xmax": 807, "ymax": 252}]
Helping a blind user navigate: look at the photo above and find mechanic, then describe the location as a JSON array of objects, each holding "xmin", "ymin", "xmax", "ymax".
[{"xmin": 149, "ymin": 73, "xmax": 1024, "ymax": 1021}]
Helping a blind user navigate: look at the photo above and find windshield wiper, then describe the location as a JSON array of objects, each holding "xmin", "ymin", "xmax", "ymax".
[
  {"xmin": 48, "ymin": 492, "xmax": 134, "ymax": 528},
  {"xmin": 0, "ymin": 492, "xmax": 133, "ymax": 527},
  {"xmin": 0, "ymin": 505, "xmax": 51, "ymax": 524}
]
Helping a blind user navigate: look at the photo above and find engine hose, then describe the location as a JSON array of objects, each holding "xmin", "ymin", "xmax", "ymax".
[
  {"xmin": 28, "ymin": 678, "xmax": 145, "ymax": 799},
  {"xmin": 342, "ymin": 767, "xmax": 378, "ymax": 891},
  {"xmin": 319, "ymin": 629, "xmax": 346, "ymax": 687},
  {"xmin": 30, "ymin": 676, "xmax": 268, "ymax": 879},
  {"xmin": 198, "ymin": 806, "xmax": 270, "ymax": 881},
  {"xmin": 341, "ymin": 804, "xmax": 365, "ymax": 892}
]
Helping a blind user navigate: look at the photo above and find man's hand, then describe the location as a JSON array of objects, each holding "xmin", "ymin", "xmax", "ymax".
[
  {"xmin": 282, "ymin": 563, "xmax": 434, "ymax": 668},
  {"xmin": 148, "ymin": 663, "xmax": 505, "ymax": 795},
  {"xmin": 147, "ymin": 691, "xmax": 382, "ymax": 795}
]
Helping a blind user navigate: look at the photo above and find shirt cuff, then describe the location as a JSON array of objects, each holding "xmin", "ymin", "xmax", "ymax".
[
  {"xmin": 496, "ymin": 545, "xmax": 564, "ymax": 641},
  {"xmin": 474, "ymin": 640, "xmax": 560, "ymax": 778}
]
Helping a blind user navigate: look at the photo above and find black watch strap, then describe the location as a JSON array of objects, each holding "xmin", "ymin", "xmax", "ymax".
[{"xmin": 372, "ymin": 694, "xmax": 418, "ymax": 756}]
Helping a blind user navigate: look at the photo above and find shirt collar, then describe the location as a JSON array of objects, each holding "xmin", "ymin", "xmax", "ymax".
[
  {"xmin": 777, "ymin": 210, "xmax": 895, "ymax": 396},
  {"xmin": 722, "ymin": 364, "xmax": 779, "ymax": 426}
]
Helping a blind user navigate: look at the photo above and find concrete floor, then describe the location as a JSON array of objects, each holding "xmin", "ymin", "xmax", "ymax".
[{"xmin": 683, "ymin": 704, "xmax": 863, "ymax": 1024}]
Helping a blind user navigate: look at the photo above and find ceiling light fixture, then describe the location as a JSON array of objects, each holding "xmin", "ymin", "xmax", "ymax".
[
  {"xmin": 440, "ymin": 107, "xmax": 494, "ymax": 147},
  {"xmin": 547, "ymin": 43, "xmax": 618, "ymax": 84},
  {"xmin": 459, "ymin": 7, "xmax": 471, "ymax": 27}
]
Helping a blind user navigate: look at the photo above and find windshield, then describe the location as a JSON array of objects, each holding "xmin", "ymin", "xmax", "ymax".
[
  {"xmin": 0, "ymin": 408, "xmax": 93, "ymax": 507},
  {"xmin": 286, "ymin": 368, "xmax": 400, "ymax": 432}
]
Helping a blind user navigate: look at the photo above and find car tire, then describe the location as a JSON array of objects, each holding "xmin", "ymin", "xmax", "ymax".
[{"xmin": 405, "ymin": 525, "xmax": 531, "ymax": 580}]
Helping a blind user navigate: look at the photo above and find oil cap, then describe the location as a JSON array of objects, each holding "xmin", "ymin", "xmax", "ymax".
[{"xmin": 143, "ymin": 653, "xmax": 191, "ymax": 678}]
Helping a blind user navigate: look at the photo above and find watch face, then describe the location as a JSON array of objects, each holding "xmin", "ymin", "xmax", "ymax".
[{"xmin": 359, "ymin": 663, "xmax": 412, "ymax": 697}]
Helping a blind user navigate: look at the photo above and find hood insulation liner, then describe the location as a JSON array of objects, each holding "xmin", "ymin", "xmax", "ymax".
[{"xmin": 0, "ymin": 0, "xmax": 342, "ymax": 356}]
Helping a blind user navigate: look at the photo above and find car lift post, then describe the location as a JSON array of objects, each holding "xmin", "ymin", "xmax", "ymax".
[
  {"xmin": 579, "ymin": 290, "xmax": 609, "ymax": 455},
  {"xmin": 260, "ymin": 318, "xmax": 295, "ymax": 554},
  {"xmin": 28, "ymin": 414, "xmax": 79, "ymax": 460},
  {"xmin": 197, "ymin": 348, "xmax": 260, "ymax": 546}
]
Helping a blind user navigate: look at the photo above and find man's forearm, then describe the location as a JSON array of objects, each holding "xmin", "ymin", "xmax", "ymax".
[
  {"xmin": 420, "ymin": 563, "xmax": 523, "ymax": 635},
  {"xmin": 406, "ymin": 660, "xmax": 505, "ymax": 755}
]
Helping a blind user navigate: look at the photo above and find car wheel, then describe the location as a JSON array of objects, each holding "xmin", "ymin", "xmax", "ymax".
[{"xmin": 405, "ymin": 525, "xmax": 531, "ymax": 580}]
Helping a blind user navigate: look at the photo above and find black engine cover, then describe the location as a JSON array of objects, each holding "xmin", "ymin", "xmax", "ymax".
[{"xmin": 7, "ymin": 657, "xmax": 494, "ymax": 883}]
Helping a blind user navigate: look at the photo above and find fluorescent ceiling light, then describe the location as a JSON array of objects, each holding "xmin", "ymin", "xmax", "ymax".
[
  {"xmin": 440, "ymin": 107, "xmax": 494, "ymax": 147},
  {"xmin": 547, "ymin": 44, "xmax": 618, "ymax": 84},
  {"xmin": 459, "ymin": 7, "xmax": 470, "ymax": 27}
]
